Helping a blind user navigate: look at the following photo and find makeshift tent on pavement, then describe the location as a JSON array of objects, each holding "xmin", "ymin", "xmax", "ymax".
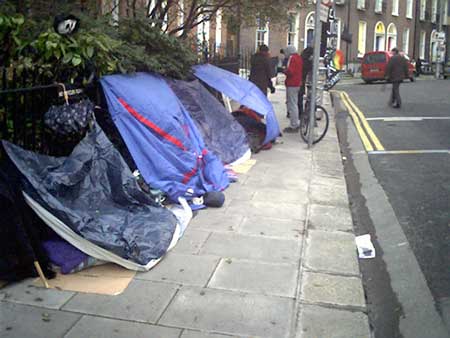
[
  {"xmin": 3, "ymin": 123, "xmax": 180, "ymax": 271},
  {"xmin": 193, "ymin": 64, "xmax": 280, "ymax": 145},
  {"xmin": 0, "ymin": 163, "xmax": 54, "ymax": 282},
  {"xmin": 101, "ymin": 73, "xmax": 229, "ymax": 202},
  {"xmin": 167, "ymin": 78, "xmax": 250, "ymax": 165}
]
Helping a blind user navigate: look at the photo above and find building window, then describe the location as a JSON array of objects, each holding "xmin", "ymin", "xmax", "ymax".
[
  {"xmin": 197, "ymin": 15, "xmax": 210, "ymax": 56},
  {"xmin": 111, "ymin": 0, "xmax": 119, "ymax": 23},
  {"xmin": 147, "ymin": 0, "xmax": 168, "ymax": 30},
  {"xmin": 445, "ymin": 1, "xmax": 449, "ymax": 25},
  {"xmin": 430, "ymin": 30, "xmax": 439, "ymax": 62},
  {"xmin": 406, "ymin": 0, "xmax": 413, "ymax": 18},
  {"xmin": 392, "ymin": 0, "xmax": 399, "ymax": 16},
  {"xmin": 287, "ymin": 12, "xmax": 300, "ymax": 50},
  {"xmin": 420, "ymin": 0, "xmax": 426, "ymax": 21},
  {"xmin": 358, "ymin": 21, "xmax": 367, "ymax": 57},
  {"xmin": 432, "ymin": 0, "xmax": 437, "ymax": 23},
  {"xmin": 175, "ymin": 0, "xmax": 184, "ymax": 36},
  {"xmin": 374, "ymin": 21, "xmax": 386, "ymax": 51},
  {"xmin": 420, "ymin": 31, "xmax": 426, "ymax": 59},
  {"xmin": 357, "ymin": 0, "xmax": 366, "ymax": 10},
  {"xmin": 375, "ymin": 0, "xmax": 383, "ymax": 13},
  {"xmin": 336, "ymin": 18, "xmax": 342, "ymax": 50},
  {"xmin": 215, "ymin": 9, "xmax": 222, "ymax": 53},
  {"xmin": 386, "ymin": 23, "xmax": 397, "ymax": 51},
  {"xmin": 402, "ymin": 28, "xmax": 410, "ymax": 54},
  {"xmin": 304, "ymin": 12, "xmax": 315, "ymax": 48},
  {"xmin": 256, "ymin": 18, "xmax": 269, "ymax": 49}
]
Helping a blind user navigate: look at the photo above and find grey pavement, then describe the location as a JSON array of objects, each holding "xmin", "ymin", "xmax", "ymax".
[{"xmin": 0, "ymin": 85, "xmax": 370, "ymax": 338}]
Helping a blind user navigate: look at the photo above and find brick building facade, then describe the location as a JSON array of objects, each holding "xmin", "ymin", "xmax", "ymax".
[
  {"xmin": 236, "ymin": 0, "xmax": 449, "ymax": 72},
  {"xmin": 97, "ymin": 0, "xmax": 449, "ymax": 72}
]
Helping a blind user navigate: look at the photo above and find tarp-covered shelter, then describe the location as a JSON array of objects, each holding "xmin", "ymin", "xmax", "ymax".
[
  {"xmin": 193, "ymin": 64, "xmax": 280, "ymax": 145},
  {"xmin": 0, "ymin": 163, "xmax": 54, "ymax": 281},
  {"xmin": 168, "ymin": 78, "xmax": 250, "ymax": 165},
  {"xmin": 3, "ymin": 123, "xmax": 180, "ymax": 271},
  {"xmin": 101, "ymin": 73, "xmax": 229, "ymax": 202}
]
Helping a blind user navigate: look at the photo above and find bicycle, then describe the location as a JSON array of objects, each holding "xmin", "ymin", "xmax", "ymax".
[
  {"xmin": 299, "ymin": 5, "xmax": 341, "ymax": 144},
  {"xmin": 299, "ymin": 83, "xmax": 329, "ymax": 144}
]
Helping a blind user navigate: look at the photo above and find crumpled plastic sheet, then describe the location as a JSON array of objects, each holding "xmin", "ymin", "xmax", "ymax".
[{"xmin": 3, "ymin": 122, "xmax": 178, "ymax": 265}]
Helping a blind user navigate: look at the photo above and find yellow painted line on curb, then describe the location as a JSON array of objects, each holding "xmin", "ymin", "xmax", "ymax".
[
  {"xmin": 340, "ymin": 92, "xmax": 374, "ymax": 152},
  {"xmin": 342, "ymin": 92, "xmax": 385, "ymax": 151}
]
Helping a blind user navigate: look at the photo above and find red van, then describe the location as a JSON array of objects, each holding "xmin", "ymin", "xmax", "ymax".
[{"xmin": 361, "ymin": 51, "xmax": 415, "ymax": 83}]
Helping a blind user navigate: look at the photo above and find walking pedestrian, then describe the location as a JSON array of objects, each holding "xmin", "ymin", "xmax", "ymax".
[
  {"xmin": 415, "ymin": 58, "xmax": 422, "ymax": 77},
  {"xmin": 249, "ymin": 44, "xmax": 275, "ymax": 96},
  {"xmin": 282, "ymin": 45, "xmax": 303, "ymax": 133},
  {"xmin": 385, "ymin": 48, "xmax": 409, "ymax": 109}
]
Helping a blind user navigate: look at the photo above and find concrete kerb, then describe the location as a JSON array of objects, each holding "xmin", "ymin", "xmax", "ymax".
[{"xmin": 289, "ymin": 90, "xmax": 371, "ymax": 338}]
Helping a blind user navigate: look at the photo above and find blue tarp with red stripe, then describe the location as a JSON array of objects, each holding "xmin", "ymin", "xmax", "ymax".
[
  {"xmin": 101, "ymin": 72, "xmax": 229, "ymax": 202},
  {"xmin": 193, "ymin": 64, "xmax": 280, "ymax": 145}
]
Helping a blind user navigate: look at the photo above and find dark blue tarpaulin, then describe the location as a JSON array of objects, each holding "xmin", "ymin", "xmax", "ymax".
[
  {"xmin": 3, "ymin": 123, "xmax": 178, "ymax": 265},
  {"xmin": 101, "ymin": 73, "xmax": 229, "ymax": 202},
  {"xmin": 167, "ymin": 79, "xmax": 250, "ymax": 164},
  {"xmin": 193, "ymin": 64, "xmax": 280, "ymax": 145}
]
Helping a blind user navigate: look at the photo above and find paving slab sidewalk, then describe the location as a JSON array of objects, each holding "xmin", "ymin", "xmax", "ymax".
[{"xmin": 0, "ymin": 85, "xmax": 370, "ymax": 338}]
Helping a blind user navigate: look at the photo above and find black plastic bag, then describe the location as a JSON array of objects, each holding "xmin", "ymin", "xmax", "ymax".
[{"xmin": 44, "ymin": 98, "xmax": 94, "ymax": 136}]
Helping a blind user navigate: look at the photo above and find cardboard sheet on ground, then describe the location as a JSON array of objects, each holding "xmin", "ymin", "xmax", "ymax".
[
  {"xmin": 231, "ymin": 159, "xmax": 257, "ymax": 174},
  {"xmin": 33, "ymin": 264, "xmax": 136, "ymax": 295}
]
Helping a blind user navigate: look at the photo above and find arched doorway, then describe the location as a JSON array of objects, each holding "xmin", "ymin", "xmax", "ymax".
[
  {"xmin": 386, "ymin": 23, "xmax": 397, "ymax": 51},
  {"xmin": 374, "ymin": 21, "xmax": 385, "ymax": 51},
  {"xmin": 304, "ymin": 12, "xmax": 314, "ymax": 48},
  {"xmin": 430, "ymin": 30, "xmax": 439, "ymax": 62}
]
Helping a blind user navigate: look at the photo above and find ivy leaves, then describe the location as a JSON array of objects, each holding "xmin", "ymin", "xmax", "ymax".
[{"xmin": 1, "ymin": 10, "xmax": 196, "ymax": 85}]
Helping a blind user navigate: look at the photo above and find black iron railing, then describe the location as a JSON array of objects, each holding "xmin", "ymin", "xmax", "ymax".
[{"xmin": 0, "ymin": 67, "xmax": 89, "ymax": 157}]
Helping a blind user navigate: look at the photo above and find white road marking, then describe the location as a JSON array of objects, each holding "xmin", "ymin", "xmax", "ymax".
[
  {"xmin": 366, "ymin": 116, "xmax": 450, "ymax": 122},
  {"xmin": 369, "ymin": 150, "xmax": 450, "ymax": 155}
]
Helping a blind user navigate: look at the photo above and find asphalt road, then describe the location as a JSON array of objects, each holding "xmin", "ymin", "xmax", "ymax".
[{"xmin": 335, "ymin": 78, "xmax": 450, "ymax": 337}]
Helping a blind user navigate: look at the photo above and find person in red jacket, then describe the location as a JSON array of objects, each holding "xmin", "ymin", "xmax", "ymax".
[{"xmin": 283, "ymin": 45, "xmax": 303, "ymax": 133}]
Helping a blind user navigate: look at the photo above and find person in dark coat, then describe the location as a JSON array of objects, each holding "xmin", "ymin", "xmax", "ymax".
[
  {"xmin": 298, "ymin": 47, "xmax": 313, "ymax": 117},
  {"xmin": 249, "ymin": 44, "xmax": 275, "ymax": 96},
  {"xmin": 415, "ymin": 58, "xmax": 422, "ymax": 77},
  {"xmin": 280, "ymin": 49, "xmax": 288, "ymax": 67},
  {"xmin": 385, "ymin": 48, "xmax": 409, "ymax": 108}
]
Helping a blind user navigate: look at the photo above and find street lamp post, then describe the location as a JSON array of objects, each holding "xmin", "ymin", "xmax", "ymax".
[
  {"xmin": 308, "ymin": 0, "xmax": 323, "ymax": 148},
  {"xmin": 345, "ymin": 0, "xmax": 351, "ymax": 71}
]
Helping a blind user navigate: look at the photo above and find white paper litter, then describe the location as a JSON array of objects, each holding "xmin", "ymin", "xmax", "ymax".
[{"xmin": 355, "ymin": 234, "xmax": 376, "ymax": 259}]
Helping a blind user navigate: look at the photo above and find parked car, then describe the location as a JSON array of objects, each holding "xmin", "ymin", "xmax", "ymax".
[
  {"xmin": 361, "ymin": 51, "xmax": 415, "ymax": 83},
  {"xmin": 444, "ymin": 63, "xmax": 450, "ymax": 79}
]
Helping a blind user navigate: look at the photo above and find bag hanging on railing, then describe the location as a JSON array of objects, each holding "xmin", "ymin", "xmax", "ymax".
[{"xmin": 44, "ymin": 84, "xmax": 94, "ymax": 136}]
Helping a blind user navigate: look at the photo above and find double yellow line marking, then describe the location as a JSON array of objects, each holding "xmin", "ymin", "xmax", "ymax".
[{"xmin": 339, "ymin": 91, "xmax": 384, "ymax": 152}]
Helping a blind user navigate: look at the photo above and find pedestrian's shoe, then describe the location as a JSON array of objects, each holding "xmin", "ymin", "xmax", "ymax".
[
  {"xmin": 393, "ymin": 105, "xmax": 401, "ymax": 109},
  {"xmin": 283, "ymin": 126, "xmax": 300, "ymax": 133}
]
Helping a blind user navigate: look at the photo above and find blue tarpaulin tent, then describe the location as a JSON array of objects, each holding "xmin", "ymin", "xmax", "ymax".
[
  {"xmin": 101, "ymin": 73, "xmax": 229, "ymax": 202},
  {"xmin": 167, "ymin": 79, "xmax": 250, "ymax": 165},
  {"xmin": 193, "ymin": 64, "xmax": 280, "ymax": 145}
]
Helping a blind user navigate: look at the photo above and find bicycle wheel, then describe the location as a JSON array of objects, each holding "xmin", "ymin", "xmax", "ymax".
[{"xmin": 299, "ymin": 105, "xmax": 329, "ymax": 144}]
